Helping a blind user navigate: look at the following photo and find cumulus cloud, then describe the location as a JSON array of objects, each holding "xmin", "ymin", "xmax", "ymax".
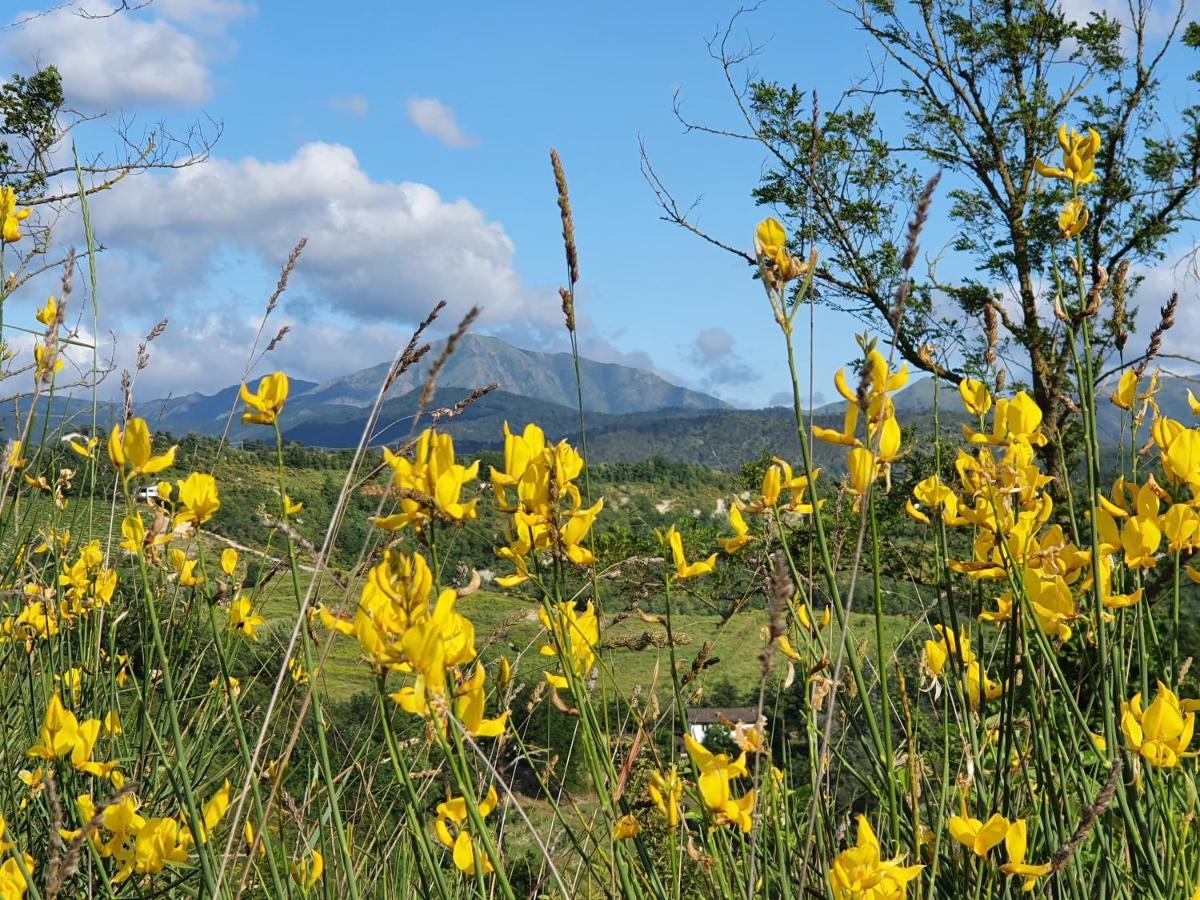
[
  {"xmin": 1057, "ymin": 0, "xmax": 1183, "ymax": 35},
  {"xmin": 329, "ymin": 94, "xmax": 370, "ymax": 117},
  {"xmin": 3, "ymin": 1, "xmax": 252, "ymax": 109},
  {"xmin": 405, "ymin": 97, "xmax": 479, "ymax": 148},
  {"xmin": 124, "ymin": 311, "xmax": 420, "ymax": 399},
  {"xmin": 82, "ymin": 141, "xmax": 552, "ymax": 331},
  {"xmin": 687, "ymin": 327, "xmax": 757, "ymax": 387},
  {"xmin": 154, "ymin": 0, "xmax": 255, "ymax": 32}
]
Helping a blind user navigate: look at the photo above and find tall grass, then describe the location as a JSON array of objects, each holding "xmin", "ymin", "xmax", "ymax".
[{"xmin": 0, "ymin": 126, "xmax": 1196, "ymax": 900}]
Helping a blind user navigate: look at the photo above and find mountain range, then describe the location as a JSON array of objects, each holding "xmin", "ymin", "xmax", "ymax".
[{"xmin": 18, "ymin": 336, "xmax": 1198, "ymax": 469}]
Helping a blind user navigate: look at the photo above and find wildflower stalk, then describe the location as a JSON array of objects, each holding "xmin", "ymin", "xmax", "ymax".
[
  {"xmin": 119, "ymin": 481, "xmax": 220, "ymax": 897},
  {"xmin": 868, "ymin": 492, "xmax": 900, "ymax": 844},
  {"xmin": 199, "ymin": 595, "xmax": 287, "ymax": 897},
  {"xmin": 270, "ymin": 421, "xmax": 360, "ymax": 900},
  {"xmin": 373, "ymin": 680, "xmax": 451, "ymax": 900}
]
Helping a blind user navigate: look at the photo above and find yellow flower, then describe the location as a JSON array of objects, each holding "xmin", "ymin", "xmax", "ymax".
[
  {"xmin": 35, "ymin": 295, "xmax": 59, "ymax": 327},
  {"xmin": 948, "ymin": 810, "xmax": 1009, "ymax": 858},
  {"xmin": 490, "ymin": 421, "xmax": 547, "ymax": 510},
  {"xmin": 391, "ymin": 590, "xmax": 477, "ymax": 718},
  {"xmin": 1034, "ymin": 124, "xmax": 1101, "ymax": 186},
  {"xmin": 0, "ymin": 854, "xmax": 34, "ymax": 899},
  {"xmin": 378, "ymin": 428, "xmax": 479, "ymax": 528},
  {"xmin": 958, "ymin": 377, "xmax": 993, "ymax": 417},
  {"xmin": 923, "ymin": 625, "xmax": 974, "ymax": 678},
  {"xmin": 229, "ymin": 595, "xmax": 266, "ymax": 640},
  {"xmin": 664, "ymin": 525, "xmax": 717, "ymax": 580},
  {"xmin": 28, "ymin": 693, "xmax": 84, "ymax": 760},
  {"xmin": 1122, "ymin": 681, "xmax": 1195, "ymax": 768},
  {"xmin": 454, "ymin": 662, "xmax": 508, "ymax": 737},
  {"xmin": 847, "ymin": 447, "xmax": 877, "ymax": 497},
  {"xmin": 964, "ymin": 661, "xmax": 1005, "ymax": 711},
  {"xmin": 56, "ymin": 667, "xmax": 85, "ymax": 701},
  {"xmin": 905, "ymin": 475, "xmax": 958, "ymax": 525},
  {"xmin": 119, "ymin": 513, "xmax": 146, "ymax": 555},
  {"xmin": 613, "ymin": 814, "xmax": 640, "ymax": 840},
  {"xmin": 731, "ymin": 715, "xmax": 768, "ymax": 753},
  {"xmin": 754, "ymin": 217, "xmax": 787, "ymax": 264},
  {"xmin": 283, "ymin": 494, "xmax": 303, "ymax": 516},
  {"xmin": 754, "ymin": 217, "xmax": 810, "ymax": 283},
  {"xmin": 755, "ymin": 458, "xmax": 820, "ymax": 513},
  {"xmin": 134, "ymin": 818, "xmax": 191, "ymax": 878},
  {"xmin": 244, "ymin": 821, "xmax": 265, "ymax": 857},
  {"xmin": 291, "ymin": 849, "xmax": 324, "ymax": 891},
  {"xmin": 829, "ymin": 815, "xmax": 923, "ymax": 900},
  {"xmin": 211, "ymin": 675, "xmax": 241, "ymax": 697},
  {"xmin": 34, "ymin": 342, "xmax": 63, "ymax": 380},
  {"xmin": 0, "ymin": 812, "xmax": 14, "ymax": 853},
  {"xmin": 220, "ymin": 547, "xmax": 238, "ymax": 576},
  {"xmin": 169, "ymin": 549, "xmax": 204, "ymax": 587},
  {"xmin": 108, "ymin": 418, "xmax": 176, "ymax": 478},
  {"xmin": 962, "ymin": 392, "xmax": 1048, "ymax": 448},
  {"xmin": 539, "ymin": 601, "xmax": 598, "ymax": 689},
  {"xmin": 999, "ymin": 819, "xmax": 1052, "ymax": 893},
  {"xmin": 67, "ymin": 435, "xmax": 98, "ymax": 459},
  {"xmin": 560, "ymin": 498, "xmax": 603, "ymax": 565},
  {"xmin": 4, "ymin": 439, "xmax": 26, "ymax": 472},
  {"xmin": 435, "ymin": 787, "xmax": 499, "ymax": 876},
  {"xmin": 1111, "ymin": 369, "xmax": 1139, "ymax": 410},
  {"xmin": 240, "ymin": 372, "xmax": 290, "ymax": 426},
  {"xmin": 201, "ymin": 780, "xmax": 231, "ymax": 838},
  {"xmin": 0, "ymin": 186, "xmax": 32, "ymax": 243},
  {"xmin": 717, "ymin": 502, "xmax": 754, "ymax": 553},
  {"xmin": 684, "ymin": 734, "xmax": 755, "ymax": 832},
  {"xmin": 174, "ymin": 472, "xmax": 220, "ymax": 527},
  {"xmin": 27, "ymin": 693, "xmax": 114, "ymax": 777},
  {"xmin": 1057, "ymin": 197, "xmax": 1089, "ymax": 239},
  {"xmin": 648, "ymin": 766, "xmax": 684, "ymax": 828}
]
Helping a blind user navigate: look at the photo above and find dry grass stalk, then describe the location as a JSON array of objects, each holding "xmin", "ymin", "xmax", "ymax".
[
  {"xmin": 431, "ymin": 382, "xmax": 499, "ymax": 423},
  {"xmin": 416, "ymin": 305, "xmax": 480, "ymax": 416},
  {"xmin": 384, "ymin": 300, "xmax": 445, "ymax": 393},
  {"xmin": 136, "ymin": 318, "xmax": 168, "ymax": 370},
  {"xmin": 265, "ymin": 238, "xmax": 308, "ymax": 318},
  {"xmin": 984, "ymin": 302, "xmax": 999, "ymax": 368},
  {"xmin": 1134, "ymin": 292, "xmax": 1178, "ymax": 378},
  {"xmin": 558, "ymin": 287, "xmax": 575, "ymax": 333},
  {"xmin": 265, "ymin": 325, "xmax": 290, "ymax": 353},
  {"xmin": 890, "ymin": 172, "xmax": 941, "ymax": 329},
  {"xmin": 1112, "ymin": 259, "xmax": 1130, "ymax": 352},
  {"xmin": 1049, "ymin": 757, "xmax": 1122, "ymax": 873},
  {"xmin": 550, "ymin": 149, "xmax": 579, "ymax": 287}
]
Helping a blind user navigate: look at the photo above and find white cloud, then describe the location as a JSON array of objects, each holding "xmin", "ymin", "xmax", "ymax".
[
  {"xmin": 84, "ymin": 141, "xmax": 552, "ymax": 330},
  {"xmin": 405, "ymin": 97, "xmax": 479, "ymax": 148},
  {"xmin": 102, "ymin": 309, "xmax": 419, "ymax": 400},
  {"xmin": 3, "ymin": 2, "xmax": 251, "ymax": 109},
  {"xmin": 154, "ymin": 0, "xmax": 254, "ymax": 33},
  {"xmin": 329, "ymin": 94, "xmax": 369, "ymax": 117},
  {"xmin": 1056, "ymin": 0, "xmax": 1185, "ymax": 35},
  {"xmin": 686, "ymin": 326, "xmax": 756, "ymax": 387}
]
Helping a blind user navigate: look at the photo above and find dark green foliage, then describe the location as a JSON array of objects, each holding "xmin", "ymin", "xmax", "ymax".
[{"xmin": 0, "ymin": 66, "xmax": 64, "ymax": 196}]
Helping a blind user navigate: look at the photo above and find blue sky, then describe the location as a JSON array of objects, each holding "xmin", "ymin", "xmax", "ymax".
[{"xmin": 1, "ymin": 0, "xmax": 1196, "ymax": 405}]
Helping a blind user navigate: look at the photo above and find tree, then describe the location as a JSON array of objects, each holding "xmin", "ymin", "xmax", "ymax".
[
  {"xmin": 0, "ymin": 2, "xmax": 219, "ymax": 403},
  {"xmin": 647, "ymin": 0, "xmax": 1200, "ymax": 480}
]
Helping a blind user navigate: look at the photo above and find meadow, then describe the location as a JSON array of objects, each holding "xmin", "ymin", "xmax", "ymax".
[{"xmin": 3, "ymin": 59, "xmax": 1200, "ymax": 900}]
